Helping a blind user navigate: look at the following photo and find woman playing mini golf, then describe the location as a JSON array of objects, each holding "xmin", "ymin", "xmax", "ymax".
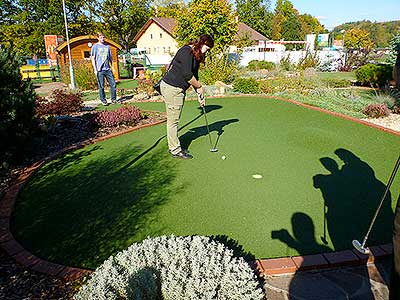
[{"xmin": 160, "ymin": 34, "xmax": 214, "ymax": 159}]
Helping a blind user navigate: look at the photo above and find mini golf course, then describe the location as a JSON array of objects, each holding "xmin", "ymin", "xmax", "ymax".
[{"xmin": 11, "ymin": 97, "xmax": 400, "ymax": 269}]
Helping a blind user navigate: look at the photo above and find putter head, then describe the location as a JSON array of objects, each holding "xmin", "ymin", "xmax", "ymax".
[
  {"xmin": 352, "ymin": 239, "xmax": 370, "ymax": 254},
  {"xmin": 210, "ymin": 148, "xmax": 218, "ymax": 152}
]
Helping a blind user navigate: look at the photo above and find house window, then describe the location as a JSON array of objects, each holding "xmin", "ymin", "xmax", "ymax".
[
  {"xmin": 83, "ymin": 51, "xmax": 90, "ymax": 59},
  {"xmin": 160, "ymin": 33, "xmax": 162, "ymax": 38},
  {"xmin": 163, "ymin": 47, "xmax": 166, "ymax": 54},
  {"xmin": 150, "ymin": 34, "xmax": 153, "ymax": 39}
]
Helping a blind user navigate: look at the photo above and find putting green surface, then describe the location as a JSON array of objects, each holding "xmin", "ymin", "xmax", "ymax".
[{"xmin": 12, "ymin": 97, "xmax": 400, "ymax": 269}]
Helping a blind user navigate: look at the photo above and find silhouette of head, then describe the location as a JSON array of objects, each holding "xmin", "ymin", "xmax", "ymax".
[
  {"xmin": 292, "ymin": 212, "xmax": 315, "ymax": 242},
  {"xmin": 334, "ymin": 148, "xmax": 360, "ymax": 164},
  {"xmin": 320, "ymin": 157, "xmax": 339, "ymax": 173}
]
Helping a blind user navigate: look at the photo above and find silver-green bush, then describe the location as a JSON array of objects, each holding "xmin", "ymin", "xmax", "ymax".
[{"xmin": 74, "ymin": 235, "xmax": 264, "ymax": 300}]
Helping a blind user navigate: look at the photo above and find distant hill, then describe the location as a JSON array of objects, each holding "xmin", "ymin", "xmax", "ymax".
[{"xmin": 333, "ymin": 20, "xmax": 400, "ymax": 48}]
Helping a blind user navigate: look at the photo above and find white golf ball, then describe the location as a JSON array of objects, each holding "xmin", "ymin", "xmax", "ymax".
[
  {"xmin": 252, "ymin": 174, "xmax": 263, "ymax": 179},
  {"xmin": 221, "ymin": 155, "xmax": 226, "ymax": 160}
]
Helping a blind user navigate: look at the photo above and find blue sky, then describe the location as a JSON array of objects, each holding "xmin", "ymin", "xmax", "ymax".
[{"xmin": 270, "ymin": 0, "xmax": 400, "ymax": 30}]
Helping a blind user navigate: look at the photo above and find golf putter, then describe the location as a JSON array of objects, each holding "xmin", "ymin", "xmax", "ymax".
[
  {"xmin": 197, "ymin": 91, "xmax": 218, "ymax": 152},
  {"xmin": 353, "ymin": 154, "xmax": 400, "ymax": 255}
]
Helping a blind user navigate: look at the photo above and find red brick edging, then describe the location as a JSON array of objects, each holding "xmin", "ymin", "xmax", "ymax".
[
  {"xmin": 0, "ymin": 97, "xmax": 397, "ymax": 279},
  {"xmin": 0, "ymin": 119, "xmax": 166, "ymax": 280}
]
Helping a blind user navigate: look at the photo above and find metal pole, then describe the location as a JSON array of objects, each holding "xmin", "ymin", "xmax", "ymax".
[{"xmin": 62, "ymin": 0, "xmax": 75, "ymax": 90}]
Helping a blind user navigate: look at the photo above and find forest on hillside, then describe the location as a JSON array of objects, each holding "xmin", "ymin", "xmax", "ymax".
[{"xmin": 333, "ymin": 20, "xmax": 400, "ymax": 48}]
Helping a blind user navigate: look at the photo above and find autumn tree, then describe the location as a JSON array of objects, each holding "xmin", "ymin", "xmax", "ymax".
[
  {"xmin": 299, "ymin": 14, "xmax": 325, "ymax": 36},
  {"xmin": 175, "ymin": 0, "xmax": 237, "ymax": 52},
  {"xmin": 344, "ymin": 28, "xmax": 374, "ymax": 49}
]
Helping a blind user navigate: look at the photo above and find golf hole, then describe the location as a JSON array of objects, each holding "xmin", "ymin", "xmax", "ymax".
[{"xmin": 252, "ymin": 174, "xmax": 263, "ymax": 179}]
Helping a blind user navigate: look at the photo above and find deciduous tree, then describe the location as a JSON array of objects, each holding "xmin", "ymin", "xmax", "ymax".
[
  {"xmin": 235, "ymin": 0, "xmax": 272, "ymax": 38},
  {"xmin": 175, "ymin": 0, "xmax": 237, "ymax": 52}
]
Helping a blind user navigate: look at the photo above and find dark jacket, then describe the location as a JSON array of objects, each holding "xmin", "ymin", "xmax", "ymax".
[{"xmin": 163, "ymin": 45, "xmax": 199, "ymax": 90}]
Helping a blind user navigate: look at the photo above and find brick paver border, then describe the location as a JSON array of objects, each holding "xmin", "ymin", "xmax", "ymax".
[{"xmin": 0, "ymin": 96, "xmax": 397, "ymax": 279}]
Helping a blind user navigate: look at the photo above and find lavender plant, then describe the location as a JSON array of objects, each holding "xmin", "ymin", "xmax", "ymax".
[{"xmin": 74, "ymin": 235, "xmax": 264, "ymax": 300}]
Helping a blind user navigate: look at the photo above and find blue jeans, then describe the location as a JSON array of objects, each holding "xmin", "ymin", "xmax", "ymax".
[{"xmin": 97, "ymin": 69, "xmax": 116, "ymax": 103}]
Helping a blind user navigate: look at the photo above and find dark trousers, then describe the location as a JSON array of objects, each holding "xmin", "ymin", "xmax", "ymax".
[{"xmin": 390, "ymin": 194, "xmax": 400, "ymax": 300}]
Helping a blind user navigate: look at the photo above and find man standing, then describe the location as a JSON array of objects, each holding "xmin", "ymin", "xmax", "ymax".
[{"xmin": 90, "ymin": 32, "xmax": 117, "ymax": 106}]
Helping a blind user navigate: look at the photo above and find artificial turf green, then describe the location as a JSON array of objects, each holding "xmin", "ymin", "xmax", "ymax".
[{"xmin": 12, "ymin": 97, "xmax": 400, "ymax": 269}]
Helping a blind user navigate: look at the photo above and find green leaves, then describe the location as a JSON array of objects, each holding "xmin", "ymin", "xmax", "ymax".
[{"xmin": 175, "ymin": 0, "xmax": 237, "ymax": 52}]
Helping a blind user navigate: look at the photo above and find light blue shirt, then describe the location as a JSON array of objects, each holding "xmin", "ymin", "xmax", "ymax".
[{"xmin": 91, "ymin": 43, "xmax": 112, "ymax": 72}]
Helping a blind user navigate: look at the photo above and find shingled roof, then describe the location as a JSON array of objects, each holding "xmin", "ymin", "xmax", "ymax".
[{"xmin": 133, "ymin": 17, "xmax": 267, "ymax": 43}]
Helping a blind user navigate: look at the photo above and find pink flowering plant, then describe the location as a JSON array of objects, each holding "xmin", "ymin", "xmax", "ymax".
[{"xmin": 93, "ymin": 104, "xmax": 143, "ymax": 128}]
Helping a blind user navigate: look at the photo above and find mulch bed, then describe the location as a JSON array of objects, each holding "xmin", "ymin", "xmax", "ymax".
[{"xmin": 0, "ymin": 108, "xmax": 166, "ymax": 299}]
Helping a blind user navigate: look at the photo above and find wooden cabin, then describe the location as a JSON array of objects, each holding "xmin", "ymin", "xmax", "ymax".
[{"xmin": 56, "ymin": 35, "xmax": 122, "ymax": 80}]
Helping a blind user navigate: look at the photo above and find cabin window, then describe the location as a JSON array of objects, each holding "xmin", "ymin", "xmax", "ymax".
[{"xmin": 83, "ymin": 51, "xmax": 91, "ymax": 59}]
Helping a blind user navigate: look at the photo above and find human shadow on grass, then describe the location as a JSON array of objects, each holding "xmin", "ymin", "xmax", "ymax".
[
  {"xmin": 180, "ymin": 119, "xmax": 239, "ymax": 151},
  {"xmin": 271, "ymin": 212, "xmax": 332, "ymax": 255},
  {"xmin": 12, "ymin": 146, "xmax": 184, "ymax": 269},
  {"xmin": 313, "ymin": 148, "xmax": 393, "ymax": 251},
  {"xmin": 271, "ymin": 213, "xmax": 376, "ymax": 300}
]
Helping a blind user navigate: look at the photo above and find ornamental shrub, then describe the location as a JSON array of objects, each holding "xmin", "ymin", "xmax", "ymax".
[
  {"xmin": 0, "ymin": 46, "xmax": 36, "ymax": 169},
  {"xmin": 93, "ymin": 104, "xmax": 142, "ymax": 128},
  {"xmin": 355, "ymin": 63, "xmax": 393, "ymax": 86},
  {"xmin": 74, "ymin": 235, "xmax": 264, "ymax": 300},
  {"xmin": 233, "ymin": 78, "xmax": 260, "ymax": 94},
  {"xmin": 60, "ymin": 60, "xmax": 97, "ymax": 91},
  {"xmin": 199, "ymin": 52, "xmax": 238, "ymax": 85},
  {"xmin": 247, "ymin": 60, "xmax": 275, "ymax": 71},
  {"xmin": 362, "ymin": 103, "xmax": 390, "ymax": 118},
  {"xmin": 35, "ymin": 89, "xmax": 83, "ymax": 117}
]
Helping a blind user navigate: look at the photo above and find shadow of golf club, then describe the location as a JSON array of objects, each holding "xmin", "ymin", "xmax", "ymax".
[
  {"xmin": 196, "ymin": 104, "xmax": 223, "ymax": 114},
  {"xmin": 180, "ymin": 118, "xmax": 239, "ymax": 150},
  {"xmin": 120, "ymin": 105, "xmax": 224, "ymax": 169}
]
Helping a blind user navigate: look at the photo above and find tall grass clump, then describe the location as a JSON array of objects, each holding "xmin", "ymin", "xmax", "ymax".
[
  {"xmin": 74, "ymin": 235, "xmax": 264, "ymax": 300},
  {"xmin": 60, "ymin": 60, "xmax": 98, "ymax": 90}
]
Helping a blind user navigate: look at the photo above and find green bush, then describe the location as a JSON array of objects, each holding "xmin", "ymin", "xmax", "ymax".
[
  {"xmin": 60, "ymin": 60, "xmax": 98, "ymax": 91},
  {"xmin": 0, "ymin": 46, "xmax": 36, "ymax": 170},
  {"xmin": 199, "ymin": 52, "xmax": 238, "ymax": 85},
  {"xmin": 74, "ymin": 235, "xmax": 264, "ymax": 300},
  {"xmin": 321, "ymin": 78, "xmax": 352, "ymax": 88},
  {"xmin": 247, "ymin": 60, "xmax": 275, "ymax": 71},
  {"xmin": 355, "ymin": 63, "xmax": 393, "ymax": 86},
  {"xmin": 233, "ymin": 77, "xmax": 260, "ymax": 94}
]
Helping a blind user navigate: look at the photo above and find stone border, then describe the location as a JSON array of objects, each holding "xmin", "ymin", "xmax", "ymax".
[{"xmin": 0, "ymin": 97, "xmax": 397, "ymax": 280}]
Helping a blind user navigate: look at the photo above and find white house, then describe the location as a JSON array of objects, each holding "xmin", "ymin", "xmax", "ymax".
[{"xmin": 133, "ymin": 17, "xmax": 268, "ymax": 65}]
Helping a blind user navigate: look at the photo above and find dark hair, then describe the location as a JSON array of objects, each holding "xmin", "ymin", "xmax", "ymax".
[{"xmin": 190, "ymin": 34, "xmax": 214, "ymax": 63}]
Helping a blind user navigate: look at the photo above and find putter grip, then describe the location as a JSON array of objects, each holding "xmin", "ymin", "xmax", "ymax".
[{"xmin": 196, "ymin": 90, "xmax": 205, "ymax": 102}]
